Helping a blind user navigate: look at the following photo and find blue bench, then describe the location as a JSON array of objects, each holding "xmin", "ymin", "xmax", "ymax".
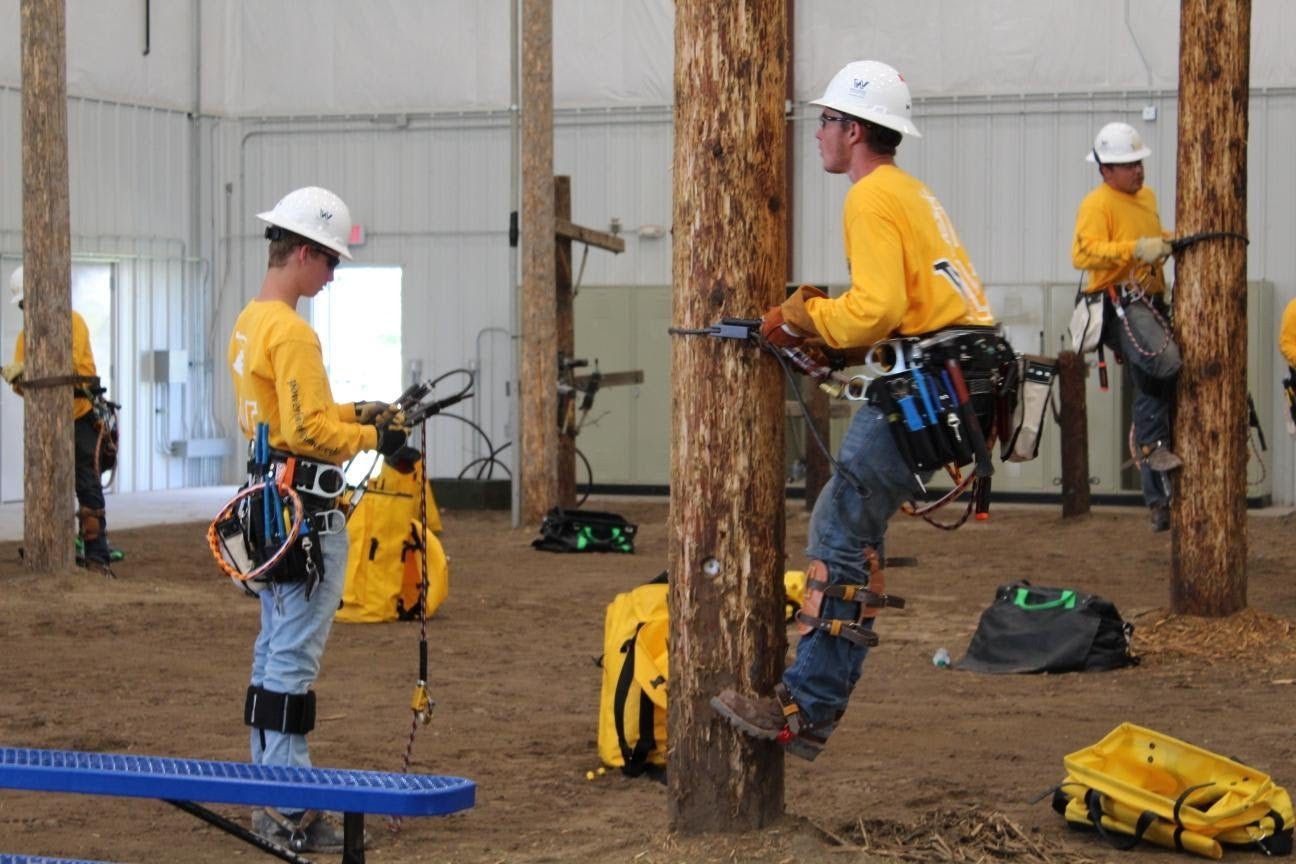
[
  {"xmin": 1, "ymin": 857, "xmax": 119, "ymax": 864},
  {"xmin": 0, "ymin": 746, "xmax": 475, "ymax": 864}
]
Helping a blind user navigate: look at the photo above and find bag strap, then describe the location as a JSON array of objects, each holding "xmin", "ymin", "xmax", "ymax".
[
  {"xmin": 1013, "ymin": 587, "xmax": 1077, "ymax": 611},
  {"xmin": 1085, "ymin": 789, "xmax": 1161, "ymax": 851},
  {"xmin": 612, "ymin": 625, "xmax": 657, "ymax": 776}
]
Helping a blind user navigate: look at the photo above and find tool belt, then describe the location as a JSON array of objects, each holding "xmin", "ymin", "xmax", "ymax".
[{"xmin": 865, "ymin": 326, "xmax": 1016, "ymax": 476}]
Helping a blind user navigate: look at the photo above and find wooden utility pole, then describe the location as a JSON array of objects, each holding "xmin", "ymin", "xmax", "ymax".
[
  {"xmin": 1057, "ymin": 351, "xmax": 1091, "ymax": 517},
  {"xmin": 669, "ymin": 0, "xmax": 787, "ymax": 833},
  {"xmin": 1170, "ymin": 0, "xmax": 1250, "ymax": 615},
  {"xmin": 554, "ymin": 177, "xmax": 627, "ymax": 507},
  {"xmin": 519, "ymin": 0, "xmax": 557, "ymax": 527},
  {"xmin": 19, "ymin": 0, "xmax": 75, "ymax": 573}
]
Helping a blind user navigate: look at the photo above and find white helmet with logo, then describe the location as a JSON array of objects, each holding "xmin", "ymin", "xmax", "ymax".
[
  {"xmin": 810, "ymin": 60, "xmax": 922, "ymax": 139},
  {"xmin": 1086, "ymin": 122, "xmax": 1151, "ymax": 164},
  {"xmin": 8, "ymin": 265, "xmax": 22, "ymax": 305},
  {"xmin": 256, "ymin": 186, "xmax": 354, "ymax": 260}
]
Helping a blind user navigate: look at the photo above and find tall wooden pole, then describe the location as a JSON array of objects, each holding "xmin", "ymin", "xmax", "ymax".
[
  {"xmin": 1170, "ymin": 0, "xmax": 1250, "ymax": 615},
  {"xmin": 20, "ymin": 0, "xmax": 75, "ymax": 573},
  {"xmin": 555, "ymin": 176, "xmax": 577, "ymax": 508},
  {"xmin": 668, "ymin": 0, "xmax": 787, "ymax": 833},
  {"xmin": 520, "ymin": 0, "xmax": 557, "ymax": 527}
]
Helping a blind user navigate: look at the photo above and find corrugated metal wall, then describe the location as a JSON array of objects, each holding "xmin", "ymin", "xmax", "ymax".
[
  {"xmin": 4, "ymin": 85, "xmax": 1296, "ymax": 501},
  {"xmin": 0, "ymin": 86, "xmax": 212, "ymax": 499}
]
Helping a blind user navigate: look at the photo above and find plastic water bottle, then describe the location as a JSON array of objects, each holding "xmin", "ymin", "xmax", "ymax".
[{"xmin": 932, "ymin": 647, "xmax": 951, "ymax": 669}]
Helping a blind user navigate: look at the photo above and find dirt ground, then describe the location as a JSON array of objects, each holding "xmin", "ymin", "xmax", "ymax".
[{"xmin": 2, "ymin": 496, "xmax": 1296, "ymax": 864}]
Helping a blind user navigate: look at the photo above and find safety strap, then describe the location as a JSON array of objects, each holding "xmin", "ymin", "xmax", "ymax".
[
  {"xmin": 244, "ymin": 685, "xmax": 316, "ymax": 735},
  {"xmin": 612, "ymin": 625, "xmax": 658, "ymax": 776},
  {"xmin": 21, "ymin": 373, "xmax": 100, "ymax": 391}
]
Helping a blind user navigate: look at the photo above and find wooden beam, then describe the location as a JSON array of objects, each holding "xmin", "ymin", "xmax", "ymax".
[
  {"xmin": 20, "ymin": 0, "xmax": 75, "ymax": 573},
  {"xmin": 573, "ymin": 370, "xmax": 643, "ymax": 389},
  {"xmin": 555, "ymin": 218, "xmax": 625, "ymax": 253},
  {"xmin": 1056, "ymin": 351, "xmax": 1091, "ymax": 518}
]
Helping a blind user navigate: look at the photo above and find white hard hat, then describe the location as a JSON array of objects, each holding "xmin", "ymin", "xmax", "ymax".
[
  {"xmin": 810, "ymin": 60, "xmax": 922, "ymax": 139},
  {"xmin": 8, "ymin": 265, "xmax": 22, "ymax": 305},
  {"xmin": 1086, "ymin": 122, "xmax": 1151, "ymax": 164},
  {"xmin": 256, "ymin": 186, "xmax": 354, "ymax": 260}
]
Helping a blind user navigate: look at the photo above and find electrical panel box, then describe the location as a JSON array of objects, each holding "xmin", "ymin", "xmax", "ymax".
[{"xmin": 141, "ymin": 349, "xmax": 189, "ymax": 384}]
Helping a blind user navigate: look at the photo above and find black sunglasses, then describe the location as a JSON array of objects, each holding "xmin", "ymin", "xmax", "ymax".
[{"xmin": 310, "ymin": 245, "xmax": 340, "ymax": 270}]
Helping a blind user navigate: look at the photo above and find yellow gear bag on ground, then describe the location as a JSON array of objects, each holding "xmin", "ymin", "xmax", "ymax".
[
  {"xmin": 597, "ymin": 573, "xmax": 668, "ymax": 778},
  {"xmin": 337, "ymin": 460, "xmax": 448, "ymax": 623},
  {"xmin": 1051, "ymin": 722, "xmax": 1293, "ymax": 858}
]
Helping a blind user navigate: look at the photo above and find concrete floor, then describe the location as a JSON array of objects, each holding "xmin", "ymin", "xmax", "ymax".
[{"xmin": 0, "ymin": 486, "xmax": 238, "ymax": 543}]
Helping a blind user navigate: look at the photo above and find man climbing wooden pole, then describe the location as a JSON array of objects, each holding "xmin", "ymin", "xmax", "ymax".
[
  {"xmin": 19, "ymin": 0, "xmax": 75, "ymax": 573},
  {"xmin": 668, "ymin": 0, "xmax": 788, "ymax": 833},
  {"xmin": 1171, "ymin": 0, "xmax": 1250, "ymax": 615}
]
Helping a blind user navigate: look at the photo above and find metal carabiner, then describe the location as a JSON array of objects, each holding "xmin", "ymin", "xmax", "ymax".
[
  {"xmin": 862, "ymin": 339, "xmax": 913, "ymax": 379},
  {"xmin": 313, "ymin": 509, "xmax": 348, "ymax": 535}
]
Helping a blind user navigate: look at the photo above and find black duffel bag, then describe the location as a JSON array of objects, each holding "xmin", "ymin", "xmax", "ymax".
[
  {"xmin": 956, "ymin": 580, "xmax": 1138, "ymax": 674},
  {"xmin": 532, "ymin": 507, "xmax": 637, "ymax": 554}
]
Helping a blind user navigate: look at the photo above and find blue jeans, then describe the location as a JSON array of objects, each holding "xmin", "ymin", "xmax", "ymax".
[
  {"xmin": 74, "ymin": 414, "xmax": 110, "ymax": 561},
  {"xmin": 1106, "ymin": 297, "xmax": 1180, "ymax": 507},
  {"xmin": 249, "ymin": 526, "xmax": 347, "ymax": 771},
  {"xmin": 783, "ymin": 403, "xmax": 922, "ymax": 736}
]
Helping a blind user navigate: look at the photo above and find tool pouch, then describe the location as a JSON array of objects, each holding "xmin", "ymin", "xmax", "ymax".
[
  {"xmin": 238, "ymin": 486, "xmax": 327, "ymax": 586},
  {"xmin": 1068, "ymin": 292, "xmax": 1106, "ymax": 355},
  {"xmin": 999, "ymin": 355, "xmax": 1057, "ymax": 463}
]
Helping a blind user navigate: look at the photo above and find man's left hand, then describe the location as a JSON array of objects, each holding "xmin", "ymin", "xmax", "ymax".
[
  {"xmin": 0, "ymin": 361, "xmax": 23, "ymax": 385},
  {"xmin": 760, "ymin": 306, "xmax": 807, "ymax": 349}
]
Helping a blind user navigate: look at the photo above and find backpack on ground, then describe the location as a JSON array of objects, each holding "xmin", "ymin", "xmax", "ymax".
[
  {"xmin": 597, "ymin": 572, "xmax": 667, "ymax": 778},
  {"xmin": 957, "ymin": 580, "xmax": 1137, "ymax": 674},
  {"xmin": 337, "ymin": 460, "xmax": 448, "ymax": 623},
  {"xmin": 1051, "ymin": 722, "xmax": 1294, "ymax": 858},
  {"xmin": 533, "ymin": 507, "xmax": 636, "ymax": 553}
]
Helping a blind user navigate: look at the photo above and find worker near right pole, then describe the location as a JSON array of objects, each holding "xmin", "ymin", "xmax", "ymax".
[{"xmin": 1072, "ymin": 121, "xmax": 1182, "ymax": 533}]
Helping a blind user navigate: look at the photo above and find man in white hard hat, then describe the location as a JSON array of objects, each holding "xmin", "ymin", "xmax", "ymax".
[
  {"xmin": 711, "ymin": 61, "xmax": 1008, "ymax": 761},
  {"xmin": 3, "ymin": 264, "xmax": 118, "ymax": 568},
  {"xmin": 1073, "ymin": 121, "xmax": 1181, "ymax": 533},
  {"xmin": 228, "ymin": 186, "xmax": 405, "ymax": 851}
]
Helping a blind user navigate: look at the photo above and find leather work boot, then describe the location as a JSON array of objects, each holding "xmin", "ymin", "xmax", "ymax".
[
  {"xmin": 710, "ymin": 689, "xmax": 787, "ymax": 740},
  {"xmin": 1149, "ymin": 503, "xmax": 1171, "ymax": 533},
  {"xmin": 1143, "ymin": 442, "xmax": 1183, "ymax": 472}
]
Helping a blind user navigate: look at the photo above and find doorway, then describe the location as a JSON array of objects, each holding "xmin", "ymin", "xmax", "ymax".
[
  {"xmin": 0, "ymin": 261, "xmax": 114, "ymax": 503},
  {"xmin": 310, "ymin": 265, "xmax": 403, "ymax": 485}
]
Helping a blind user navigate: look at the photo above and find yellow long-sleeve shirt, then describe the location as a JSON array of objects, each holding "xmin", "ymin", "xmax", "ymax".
[
  {"xmin": 228, "ymin": 299, "xmax": 376, "ymax": 464},
  {"xmin": 794, "ymin": 165, "xmax": 996, "ymax": 349},
  {"xmin": 12, "ymin": 310, "xmax": 96, "ymax": 419},
  {"xmin": 1280, "ymin": 299, "xmax": 1296, "ymax": 370},
  {"xmin": 1072, "ymin": 182, "xmax": 1168, "ymax": 295}
]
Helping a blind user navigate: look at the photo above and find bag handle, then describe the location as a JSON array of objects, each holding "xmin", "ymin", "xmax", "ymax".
[{"xmin": 1013, "ymin": 587, "xmax": 1077, "ymax": 610}]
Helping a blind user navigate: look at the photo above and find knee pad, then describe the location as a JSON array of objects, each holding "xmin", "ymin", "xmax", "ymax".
[
  {"xmin": 77, "ymin": 506, "xmax": 105, "ymax": 542},
  {"xmin": 244, "ymin": 685, "xmax": 316, "ymax": 735}
]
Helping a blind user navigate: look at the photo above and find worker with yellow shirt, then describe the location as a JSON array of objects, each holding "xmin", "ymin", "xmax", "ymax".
[
  {"xmin": 1072, "ymin": 121, "xmax": 1181, "ymax": 533},
  {"xmin": 711, "ymin": 60, "xmax": 1010, "ymax": 762},
  {"xmin": 229, "ymin": 186, "xmax": 406, "ymax": 853},
  {"xmin": 4, "ymin": 264, "xmax": 116, "ymax": 567}
]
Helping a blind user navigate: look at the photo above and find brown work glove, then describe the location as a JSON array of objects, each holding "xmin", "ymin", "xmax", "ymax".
[
  {"xmin": 779, "ymin": 285, "xmax": 828, "ymax": 337},
  {"xmin": 760, "ymin": 306, "xmax": 808, "ymax": 349},
  {"xmin": 1, "ymin": 360, "xmax": 23, "ymax": 385}
]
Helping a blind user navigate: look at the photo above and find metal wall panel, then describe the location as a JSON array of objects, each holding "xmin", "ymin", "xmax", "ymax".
[{"xmin": 0, "ymin": 88, "xmax": 202, "ymax": 499}]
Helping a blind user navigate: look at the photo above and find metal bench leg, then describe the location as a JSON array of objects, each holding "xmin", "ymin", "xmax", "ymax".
[
  {"xmin": 343, "ymin": 812, "xmax": 365, "ymax": 864},
  {"xmin": 167, "ymin": 799, "xmax": 315, "ymax": 863}
]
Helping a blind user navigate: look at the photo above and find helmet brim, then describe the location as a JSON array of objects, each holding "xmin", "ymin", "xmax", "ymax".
[
  {"xmin": 808, "ymin": 96, "xmax": 922, "ymax": 139},
  {"xmin": 256, "ymin": 211, "xmax": 354, "ymax": 260},
  {"xmin": 1086, "ymin": 146, "xmax": 1151, "ymax": 164}
]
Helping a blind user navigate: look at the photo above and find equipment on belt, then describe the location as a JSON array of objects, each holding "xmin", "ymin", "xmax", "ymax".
[
  {"xmin": 668, "ymin": 316, "xmax": 1033, "ymax": 530},
  {"xmin": 1049, "ymin": 722, "xmax": 1293, "ymax": 858}
]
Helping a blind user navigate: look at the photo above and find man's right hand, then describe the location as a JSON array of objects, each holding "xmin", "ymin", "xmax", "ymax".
[
  {"xmin": 1134, "ymin": 237, "xmax": 1173, "ymax": 264},
  {"xmin": 1, "ymin": 360, "xmax": 23, "ymax": 385},
  {"xmin": 760, "ymin": 306, "xmax": 807, "ymax": 349}
]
